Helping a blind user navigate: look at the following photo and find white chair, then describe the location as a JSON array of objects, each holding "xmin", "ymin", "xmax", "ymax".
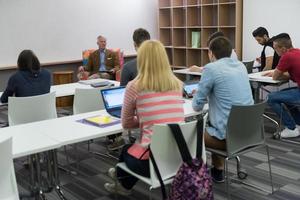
[
  {"xmin": 7, "ymin": 92, "xmax": 60, "ymax": 199},
  {"xmin": 73, "ymin": 88, "xmax": 105, "ymax": 114},
  {"xmin": 0, "ymin": 136, "xmax": 19, "ymax": 200},
  {"xmin": 8, "ymin": 92, "xmax": 57, "ymax": 126},
  {"xmin": 116, "ymin": 114, "xmax": 207, "ymax": 197}
]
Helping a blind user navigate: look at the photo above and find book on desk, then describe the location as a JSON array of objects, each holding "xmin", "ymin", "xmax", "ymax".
[{"xmin": 78, "ymin": 115, "xmax": 121, "ymax": 128}]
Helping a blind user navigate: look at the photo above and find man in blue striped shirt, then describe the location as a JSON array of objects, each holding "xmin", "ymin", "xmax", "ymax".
[{"xmin": 192, "ymin": 37, "xmax": 253, "ymax": 182}]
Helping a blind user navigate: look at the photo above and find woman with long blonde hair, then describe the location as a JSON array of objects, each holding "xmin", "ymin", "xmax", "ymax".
[{"xmin": 104, "ymin": 40, "xmax": 184, "ymax": 195}]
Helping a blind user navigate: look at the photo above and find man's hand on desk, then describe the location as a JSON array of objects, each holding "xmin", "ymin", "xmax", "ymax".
[
  {"xmin": 88, "ymin": 73, "xmax": 100, "ymax": 80},
  {"xmin": 189, "ymin": 65, "xmax": 204, "ymax": 73},
  {"xmin": 262, "ymin": 70, "xmax": 274, "ymax": 77}
]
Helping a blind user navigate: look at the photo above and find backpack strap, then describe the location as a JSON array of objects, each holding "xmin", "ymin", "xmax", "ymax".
[
  {"xmin": 168, "ymin": 123, "xmax": 193, "ymax": 164},
  {"xmin": 196, "ymin": 119, "xmax": 204, "ymax": 160},
  {"xmin": 149, "ymin": 149, "xmax": 168, "ymax": 200}
]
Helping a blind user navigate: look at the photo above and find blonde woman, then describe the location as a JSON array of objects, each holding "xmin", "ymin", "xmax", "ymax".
[{"xmin": 104, "ymin": 40, "xmax": 184, "ymax": 195}]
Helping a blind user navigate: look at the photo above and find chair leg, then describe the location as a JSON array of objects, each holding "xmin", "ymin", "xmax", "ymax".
[
  {"xmin": 266, "ymin": 145, "xmax": 274, "ymax": 193},
  {"xmin": 235, "ymin": 156, "xmax": 248, "ymax": 179},
  {"xmin": 149, "ymin": 187, "xmax": 152, "ymax": 200},
  {"xmin": 225, "ymin": 157, "xmax": 230, "ymax": 200}
]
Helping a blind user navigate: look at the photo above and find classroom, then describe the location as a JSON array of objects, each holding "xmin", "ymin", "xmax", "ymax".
[{"xmin": 0, "ymin": 0, "xmax": 300, "ymax": 199}]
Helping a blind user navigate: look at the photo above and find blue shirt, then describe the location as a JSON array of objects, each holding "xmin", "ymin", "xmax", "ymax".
[
  {"xmin": 0, "ymin": 69, "xmax": 51, "ymax": 103},
  {"xmin": 192, "ymin": 58, "xmax": 253, "ymax": 140},
  {"xmin": 99, "ymin": 49, "xmax": 106, "ymax": 71}
]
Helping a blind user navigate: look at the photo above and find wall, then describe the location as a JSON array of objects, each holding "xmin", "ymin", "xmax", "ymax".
[
  {"xmin": 0, "ymin": 0, "xmax": 158, "ymax": 67},
  {"xmin": 243, "ymin": 0, "xmax": 300, "ymax": 61}
]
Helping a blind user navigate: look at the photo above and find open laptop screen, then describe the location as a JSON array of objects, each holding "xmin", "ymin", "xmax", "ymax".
[{"xmin": 101, "ymin": 87, "xmax": 125, "ymax": 110}]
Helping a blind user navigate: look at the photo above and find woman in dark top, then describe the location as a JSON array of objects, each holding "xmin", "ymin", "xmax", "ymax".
[{"xmin": 0, "ymin": 50, "xmax": 51, "ymax": 103}]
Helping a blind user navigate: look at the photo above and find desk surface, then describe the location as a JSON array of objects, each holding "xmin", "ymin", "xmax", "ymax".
[
  {"xmin": 248, "ymin": 71, "xmax": 283, "ymax": 84},
  {"xmin": 0, "ymin": 78, "xmax": 120, "ymax": 105},
  {"xmin": 0, "ymin": 100, "xmax": 203, "ymax": 158},
  {"xmin": 173, "ymin": 68, "xmax": 202, "ymax": 76}
]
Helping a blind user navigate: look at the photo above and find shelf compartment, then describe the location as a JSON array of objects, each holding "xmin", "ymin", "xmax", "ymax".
[
  {"xmin": 202, "ymin": 5, "xmax": 218, "ymax": 26},
  {"xmin": 219, "ymin": 4, "xmax": 236, "ymax": 26},
  {"xmin": 165, "ymin": 48, "xmax": 173, "ymax": 65},
  {"xmin": 219, "ymin": 0, "xmax": 236, "ymax": 3},
  {"xmin": 219, "ymin": 27, "xmax": 236, "ymax": 48},
  {"xmin": 173, "ymin": 49, "xmax": 187, "ymax": 67},
  {"xmin": 172, "ymin": 0, "xmax": 184, "ymax": 7},
  {"xmin": 201, "ymin": 0, "xmax": 218, "ymax": 5},
  {"xmin": 187, "ymin": 7, "xmax": 201, "ymax": 26},
  {"xmin": 173, "ymin": 28, "xmax": 186, "ymax": 47},
  {"xmin": 173, "ymin": 8, "xmax": 186, "ymax": 27},
  {"xmin": 159, "ymin": 9, "xmax": 171, "ymax": 27},
  {"xmin": 187, "ymin": 0, "xmax": 199, "ymax": 6},
  {"xmin": 159, "ymin": 0, "xmax": 171, "ymax": 7},
  {"xmin": 201, "ymin": 49, "xmax": 210, "ymax": 66},
  {"xmin": 187, "ymin": 49, "xmax": 202, "ymax": 67},
  {"xmin": 187, "ymin": 28, "xmax": 201, "ymax": 48},
  {"xmin": 201, "ymin": 28, "xmax": 218, "ymax": 47},
  {"xmin": 160, "ymin": 29, "xmax": 172, "ymax": 46}
]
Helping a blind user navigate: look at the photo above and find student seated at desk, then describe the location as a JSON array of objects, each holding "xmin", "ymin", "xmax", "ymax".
[
  {"xmin": 189, "ymin": 31, "xmax": 238, "ymax": 73},
  {"xmin": 264, "ymin": 33, "xmax": 300, "ymax": 138},
  {"xmin": 1, "ymin": 50, "xmax": 51, "ymax": 103},
  {"xmin": 252, "ymin": 27, "xmax": 280, "ymax": 71},
  {"xmin": 104, "ymin": 40, "xmax": 184, "ymax": 196},
  {"xmin": 192, "ymin": 37, "xmax": 253, "ymax": 182},
  {"xmin": 120, "ymin": 28, "xmax": 150, "ymax": 86}
]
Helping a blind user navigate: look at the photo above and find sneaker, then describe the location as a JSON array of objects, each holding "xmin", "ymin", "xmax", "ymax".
[
  {"xmin": 280, "ymin": 128, "xmax": 300, "ymax": 138},
  {"xmin": 108, "ymin": 167, "xmax": 117, "ymax": 180},
  {"xmin": 107, "ymin": 136, "xmax": 125, "ymax": 151},
  {"xmin": 104, "ymin": 182, "xmax": 132, "ymax": 196},
  {"xmin": 211, "ymin": 167, "xmax": 225, "ymax": 183}
]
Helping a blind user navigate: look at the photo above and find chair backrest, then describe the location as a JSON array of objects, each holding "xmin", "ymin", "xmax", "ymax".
[
  {"xmin": 82, "ymin": 49, "xmax": 96, "ymax": 66},
  {"xmin": 226, "ymin": 102, "xmax": 266, "ymax": 157},
  {"xmin": 0, "ymin": 136, "xmax": 19, "ymax": 200},
  {"xmin": 73, "ymin": 88, "xmax": 105, "ymax": 114},
  {"xmin": 150, "ymin": 114, "xmax": 208, "ymax": 187},
  {"xmin": 242, "ymin": 60, "xmax": 254, "ymax": 74},
  {"xmin": 8, "ymin": 92, "xmax": 57, "ymax": 126}
]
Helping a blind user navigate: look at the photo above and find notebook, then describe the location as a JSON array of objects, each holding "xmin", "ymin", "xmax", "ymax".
[{"xmin": 101, "ymin": 86, "xmax": 125, "ymax": 118}]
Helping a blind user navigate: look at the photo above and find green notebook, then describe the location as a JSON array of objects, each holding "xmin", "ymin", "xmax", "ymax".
[{"xmin": 191, "ymin": 31, "xmax": 201, "ymax": 48}]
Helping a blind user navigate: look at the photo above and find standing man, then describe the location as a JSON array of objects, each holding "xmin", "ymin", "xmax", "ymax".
[
  {"xmin": 78, "ymin": 35, "xmax": 120, "ymax": 80},
  {"xmin": 252, "ymin": 27, "xmax": 280, "ymax": 71},
  {"xmin": 120, "ymin": 28, "xmax": 150, "ymax": 86},
  {"xmin": 192, "ymin": 37, "xmax": 253, "ymax": 182},
  {"xmin": 264, "ymin": 33, "xmax": 300, "ymax": 138}
]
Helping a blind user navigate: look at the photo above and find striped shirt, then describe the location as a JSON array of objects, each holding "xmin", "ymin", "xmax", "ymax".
[{"xmin": 122, "ymin": 80, "xmax": 184, "ymax": 160}]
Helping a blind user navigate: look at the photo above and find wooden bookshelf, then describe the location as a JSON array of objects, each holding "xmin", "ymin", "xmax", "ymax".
[{"xmin": 158, "ymin": 0, "xmax": 243, "ymax": 68}]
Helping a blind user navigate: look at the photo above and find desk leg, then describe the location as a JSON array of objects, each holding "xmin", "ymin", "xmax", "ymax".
[
  {"xmin": 51, "ymin": 150, "xmax": 67, "ymax": 200},
  {"xmin": 253, "ymin": 82, "xmax": 261, "ymax": 103},
  {"xmin": 34, "ymin": 154, "xmax": 47, "ymax": 200}
]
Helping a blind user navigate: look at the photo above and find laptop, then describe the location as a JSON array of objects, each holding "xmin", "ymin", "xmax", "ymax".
[
  {"xmin": 101, "ymin": 86, "xmax": 126, "ymax": 118},
  {"xmin": 183, "ymin": 82, "xmax": 198, "ymax": 98}
]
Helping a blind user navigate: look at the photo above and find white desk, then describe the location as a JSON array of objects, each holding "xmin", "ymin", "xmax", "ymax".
[
  {"xmin": 173, "ymin": 68, "xmax": 202, "ymax": 76},
  {"xmin": 51, "ymin": 79, "xmax": 120, "ymax": 97},
  {"xmin": 0, "ymin": 100, "xmax": 201, "ymax": 158},
  {"xmin": 0, "ymin": 78, "xmax": 120, "ymax": 105},
  {"xmin": 0, "ymin": 126, "xmax": 61, "ymax": 159},
  {"xmin": 248, "ymin": 71, "xmax": 282, "ymax": 84},
  {"xmin": 248, "ymin": 71, "xmax": 288, "ymax": 102}
]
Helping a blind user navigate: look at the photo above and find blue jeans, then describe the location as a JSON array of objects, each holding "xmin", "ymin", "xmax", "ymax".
[{"xmin": 267, "ymin": 87, "xmax": 300, "ymax": 129}]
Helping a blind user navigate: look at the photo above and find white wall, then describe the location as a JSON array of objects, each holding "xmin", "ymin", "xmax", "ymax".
[
  {"xmin": 243, "ymin": 0, "xmax": 300, "ymax": 61},
  {"xmin": 0, "ymin": 0, "xmax": 158, "ymax": 67}
]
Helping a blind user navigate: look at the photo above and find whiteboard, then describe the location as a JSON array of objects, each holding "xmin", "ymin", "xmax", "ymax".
[
  {"xmin": 243, "ymin": 0, "xmax": 300, "ymax": 61},
  {"xmin": 0, "ymin": 0, "xmax": 158, "ymax": 67}
]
